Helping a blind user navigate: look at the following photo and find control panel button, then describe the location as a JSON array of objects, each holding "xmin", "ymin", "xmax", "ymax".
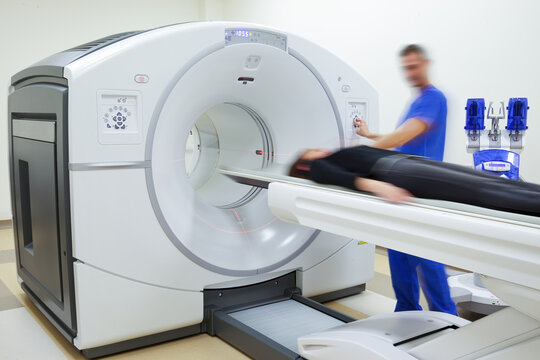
[
  {"xmin": 245, "ymin": 55, "xmax": 262, "ymax": 70},
  {"xmin": 134, "ymin": 74, "xmax": 149, "ymax": 84}
]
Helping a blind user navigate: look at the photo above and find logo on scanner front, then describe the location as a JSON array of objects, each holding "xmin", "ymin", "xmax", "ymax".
[{"xmin": 483, "ymin": 161, "xmax": 511, "ymax": 172}]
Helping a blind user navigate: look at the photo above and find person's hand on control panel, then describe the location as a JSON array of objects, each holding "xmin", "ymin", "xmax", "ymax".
[{"xmin": 354, "ymin": 119, "xmax": 371, "ymax": 138}]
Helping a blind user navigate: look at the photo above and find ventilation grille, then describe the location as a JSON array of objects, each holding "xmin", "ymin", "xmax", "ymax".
[
  {"xmin": 67, "ymin": 31, "xmax": 142, "ymax": 53},
  {"xmin": 11, "ymin": 29, "xmax": 145, "ymax": 85}
]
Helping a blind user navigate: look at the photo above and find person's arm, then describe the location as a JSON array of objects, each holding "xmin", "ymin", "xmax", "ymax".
[
  {"xmin": 355, "ymin": 178, "xmax": 412, "ymax": 204},
  {"xmin": 310, "ymin": 158, "xmax": 413, "ymax": 203},
  {"xmin": 371, "ymin": 117, "xmax": 428, "ymax": 149},
  {"xmin": 360, "ymin": 92, "xmax": 443, "ymax": 150},
  {"xmin": 354, "ymin": 119, "xmax": 383, "ymax": 141}
]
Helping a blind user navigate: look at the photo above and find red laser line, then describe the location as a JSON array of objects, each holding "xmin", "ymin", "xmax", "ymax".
[
  {"xmin": 232, "ymin": 209, "xmax": 249, "ymax": 239},
  {"xmin": 245, "ymin": 217, "xmax": 278, "ymax": 233},
  {"xmin": 194, "ymin": 212, "xmax": 243, "ymax": 234},
  {"xmin": 232, "ymin": 208, "xmax": 252, "ymax": 254}
]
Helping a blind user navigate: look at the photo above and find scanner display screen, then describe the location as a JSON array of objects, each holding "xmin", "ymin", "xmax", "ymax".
[{"xmin": 225, "ymin": 28, "xmax": 287, "ymax": 51}]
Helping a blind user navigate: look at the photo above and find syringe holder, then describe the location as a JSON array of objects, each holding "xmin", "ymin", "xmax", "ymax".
[
  {"xmin": 509, "ymin": 132, "xmax": 523, "ymax": 149},
  {"xmin": 466, "ymin": 131, "xmax": 481, "ymax": 150},
  {"xmin": 488, "ymin": 130, "xmax": 501, "ymax": 148},
  {"xmin": 464, "ymin": 98, "xmax": 486, "ymax": 131},
  {"xmin": 506, "ymin": 98, "xmax": 528, "ymax": 132}
]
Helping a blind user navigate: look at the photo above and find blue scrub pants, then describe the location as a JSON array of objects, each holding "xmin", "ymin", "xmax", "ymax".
[{"xmin": 388, "ymin": 249, "xmax": 457, "ymax": 315}]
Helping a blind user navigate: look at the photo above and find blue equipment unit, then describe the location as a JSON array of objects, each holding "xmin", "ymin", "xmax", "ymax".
[
  {"xmin": 464, "ymin": 98, "xmax": 486, "ymax": 131},
  {"xmin": 473, "ymin": 149, "xmax": 520, "ymax": 180},
  {"xmin": 506, "ymin": 98, "xmax": 529, "ymax": 131}
]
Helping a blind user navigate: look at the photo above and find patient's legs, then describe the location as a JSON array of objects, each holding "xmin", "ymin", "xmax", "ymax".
[{"xmin": 372, "ymin": 156, "xmax": 540, "ymax": 217}]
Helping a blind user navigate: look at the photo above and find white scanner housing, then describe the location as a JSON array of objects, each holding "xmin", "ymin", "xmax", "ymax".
[{"xmin": 8, "ymin": 21, "xmax": 378, "ymax": 354}]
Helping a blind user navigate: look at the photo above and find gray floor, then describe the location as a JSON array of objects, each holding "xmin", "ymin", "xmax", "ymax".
[
  {"xmin": 0, "ymin": 236, "xmax": 21, "ymax": 312},
  {"xmin": 0, "ymin": 279, "xmax": 21, "ymax": 311},
  {"xmin": 0, "ymin": 249, "xmax": 15, "ymax": 264}
]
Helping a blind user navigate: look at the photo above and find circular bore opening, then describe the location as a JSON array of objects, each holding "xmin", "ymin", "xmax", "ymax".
[{"xmin": 185, "ymin": 103, "xmax": 273, "ymax": 208}]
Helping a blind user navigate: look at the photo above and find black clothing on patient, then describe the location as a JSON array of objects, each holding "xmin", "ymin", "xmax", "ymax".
[
  {"xmin": 308, "ymin": 146, "xmax": 540, "ymax": 217},
  {"xmin": 309, "ymin": 146, "xmax": 397, "ymax": 190}
]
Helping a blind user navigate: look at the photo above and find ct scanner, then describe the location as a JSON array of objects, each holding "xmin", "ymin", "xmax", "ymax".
[{"xmin": 7, "ymin": 22, "xmax": 540, "ymax": 359}]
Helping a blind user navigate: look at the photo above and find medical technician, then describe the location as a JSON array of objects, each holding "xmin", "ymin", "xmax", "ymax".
[{"xmin": 355, "ymin": 44, "xmax": 457, "ymax": 315}]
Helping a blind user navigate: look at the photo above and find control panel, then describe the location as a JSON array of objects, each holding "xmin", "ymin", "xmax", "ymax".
[
  {"xmin": 97, "ymin": 90, "xmax": 142, "ymax": 144},
  {"xmin": 225, "ymin": 29, "xmax": 287, "ymax": 51},
  {"xmin": 347, "ymin": 99, "xmax": 368, "ymax": 139}
]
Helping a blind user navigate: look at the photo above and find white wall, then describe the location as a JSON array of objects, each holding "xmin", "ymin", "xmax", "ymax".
[
  {"xmin": 2, "ymin": 1, "xmax": 539, "ymax": 219},
  {"xmin": 0, "ymin": 0, "xmax": 203, "ymax": 220},
  {"xmin": 219, "ymin": 0, "xmax": 540, "ymax": 182}
]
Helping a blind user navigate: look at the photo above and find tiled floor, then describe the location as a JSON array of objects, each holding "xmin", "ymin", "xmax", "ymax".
[
  {"xmin": 0, "ymin": 226, "xmax": 418, "ymax": 359},
  {"xmin": 0, "ymin": 307, "xmax": 68, "ymax": 360}
]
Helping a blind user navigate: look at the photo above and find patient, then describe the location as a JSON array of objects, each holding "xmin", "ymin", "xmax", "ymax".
[{"xmin": 289, "ymin": 146, "xmax": 540, "ymax": 217}]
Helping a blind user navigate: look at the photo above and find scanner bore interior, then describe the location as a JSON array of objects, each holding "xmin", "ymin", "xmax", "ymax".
[{"xmin": 185, "ymin": 103, "xmax": 272, "ymax": 209}]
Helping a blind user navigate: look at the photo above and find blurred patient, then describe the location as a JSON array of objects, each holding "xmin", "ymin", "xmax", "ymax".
[{"xmin": 289, "ymin": 145, "xmax": 540, "ymax": 217}]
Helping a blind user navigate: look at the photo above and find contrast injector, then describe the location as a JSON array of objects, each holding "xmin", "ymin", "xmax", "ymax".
[
  {"xmin": 464, "ymin": 98, "xmax": 485, "ymax": 150},
  {"xmin": 487, "ymin": 101, "xmax": 505, "ymax": 148},
  {"xmin": 464, "ymin": 97, "xmax": 529, "ymax": 180},
  {"xmin": 465, "ymin": 97, "xmax": 529, "ymax": 152},
  {"xmin": 506, "ymin": 98, "xmax": 529, "ymax": 149}
]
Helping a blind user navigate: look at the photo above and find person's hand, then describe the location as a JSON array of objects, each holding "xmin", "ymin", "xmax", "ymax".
[
  {"xmin": 355, "ymin": 178, "xmax": 413, "ymax": 204},
  {"xmin": 354, "ymin": 119, "xmax": 371, "ymax": 137},
  {"xmin": 372, "ymin": 182, "xmax": 413, "ymax": 203}
]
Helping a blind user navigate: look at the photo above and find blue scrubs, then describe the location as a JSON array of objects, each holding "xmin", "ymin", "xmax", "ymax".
[{"xmin": 390, "ymin": 85, "xmax": 457, "ymax": 315}]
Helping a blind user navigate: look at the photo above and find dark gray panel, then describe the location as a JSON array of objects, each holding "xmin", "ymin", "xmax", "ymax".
[
  {"xmin": 12, "ymin": 76, "xmax": 68, "ymax": 90},
  {"xmin": 9, "ymin": 82, "xmax": 76, "ymax": 336},
  {"xmin": 204, "ymin": 272, "xmax": 297, "ymax": 312},
  {"xmin": 309, "ymin": 284, "xmax": 365, "ymax": 303},
  {"xmin": 12, "ymin": 137, "xmax": 62, "ymax": 302},
  {"xmin": 291, "ymin": 294, "xmax": 356, "ymax": 323},
  {"xmin": 82, "ymin": 324, "xmax": 201, "ymax": 359}
]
